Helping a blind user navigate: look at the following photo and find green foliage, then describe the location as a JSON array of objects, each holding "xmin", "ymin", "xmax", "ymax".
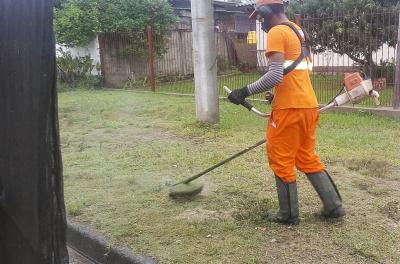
[
  {"xmin": 58, "ymin": 76, "xmax": 102, "ymax": 92},
  {"xmin": 54, "ymin": 0, "xmax": 100, "ymax": 47},
  {"xmin": 289, "ymin": 0, "xmax": 400, "ymax": 19},
  {"xmin": 376, "ymin": 59, "xmax": 396, "ymax": 83},
  {"xmin": 96, "ymin": 0, "xmax": 177, "ymax": 33},
  {"xmin": 288, "ymin": 0, "xmax": 400, "ymax": 75},
  {"xmin": 97, "ymin": 0, "xmax": 177, "ymax": 57},
  {"xmin": 55, "ymin": 0, "xmax": 177, "ymax": 57},
  {"xmin": 67, "ymin": 201, "xmax": 84, "ymax": 216},
  {"xmin": 57, "ymin": 47, "xmax": 96, "ymax": 83},
  {"xmin": 54, "ymin": 0, "xmax": 67, "ymax": 8}
]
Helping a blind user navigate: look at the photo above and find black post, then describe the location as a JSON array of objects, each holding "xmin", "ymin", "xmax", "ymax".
[
  {"xmin": 394, "ymin": 12, "xmax": 400, "ymax": 109},
  {"xmin": 0, "ymin": 0, "xmax": 68, "ymax": 263}
]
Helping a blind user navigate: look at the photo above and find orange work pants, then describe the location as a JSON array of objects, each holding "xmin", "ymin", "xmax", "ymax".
[{"xmin": 266, "ymin": 108, "xmax": 325, "ymax": 183}]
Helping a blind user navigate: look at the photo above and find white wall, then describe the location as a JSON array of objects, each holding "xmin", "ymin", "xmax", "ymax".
[
  {"xmin": 256, "ymin": 20, "xmax": 268, "ymax": 69},
  {"xmin": 312, "ymin": 44, "xmax": 396, "ymax": 68},
  {"xmin": 56, "ymin": 36, "xmax": 100, "ymax": 75}
]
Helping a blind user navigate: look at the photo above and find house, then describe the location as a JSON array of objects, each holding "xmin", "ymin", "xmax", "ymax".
[{"xmin": 169, "ymin": 0, "xmax": 256, "ymax": 33}]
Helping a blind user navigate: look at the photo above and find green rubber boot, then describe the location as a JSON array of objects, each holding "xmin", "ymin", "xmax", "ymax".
[
  {"xmin": 306, "ymin": 170, "xmax": 346, "ymax": 218},
  {"xmin": 266, "ymin": 176, "xmax": 300, "ymax": 225}
]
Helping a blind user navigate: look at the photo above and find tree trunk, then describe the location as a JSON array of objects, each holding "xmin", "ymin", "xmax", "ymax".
[
  {"xmin": 365, "ymin": 51, "xmax": 377, "ymax": 78},
  {"xmin": 0, "ymin": 1, "xmax": 68, "ymax": 263}
]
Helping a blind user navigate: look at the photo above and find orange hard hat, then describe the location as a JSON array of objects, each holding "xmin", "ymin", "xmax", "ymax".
[{"xmin": 249, "ymin": 0, "xmax": 284, "ymax": 20}]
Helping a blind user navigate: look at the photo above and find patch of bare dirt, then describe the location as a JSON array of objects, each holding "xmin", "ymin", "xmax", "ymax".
[
  {"xmin": 136, "ymin": 129, "xmax": 181, "ymax": 141},
  {"xmin": 345, "ymin": 158, "xmax": 392, "ymax": 178},
  {"xmin": 379, "ymin": 201, "xmax": 400, "ymax": 222},
  {"xmin": 353, "ymin": 178, "xmax": 394, "ymax": 197},
  {"xmin": 176, "ymin": 208, "xmax": 235, "ymax": 221}
]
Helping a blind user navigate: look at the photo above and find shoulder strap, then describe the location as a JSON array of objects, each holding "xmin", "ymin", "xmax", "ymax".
[
  {"xmin": 279, "ymin": 22, "xmax": 312, "ymax": 75},
  {"xmin": 280, "ymin": 22, "xmax": 305, "ymax": 44}
]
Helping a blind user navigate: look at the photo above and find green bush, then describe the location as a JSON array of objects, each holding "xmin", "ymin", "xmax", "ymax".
[
  {"xmin": 57, "ymin": 48, "xmax": 96, "ymax": 84},
  {"xmin": 55, "ymin": 0, "xmax": 178, "ymax": 58},
  {"xmin": 58, "ymin": 76, "xmax": 102, "ymax": 92},
  {"xmin": 375, "ymin": 59, "xmax": 395, "ymax": 84}
]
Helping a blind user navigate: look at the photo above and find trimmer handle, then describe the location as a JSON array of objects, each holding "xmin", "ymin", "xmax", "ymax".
[
  {"xmin": 240, "ymin": 100, "xmax": 254, "ymax": 111},
  {"xmin": 223, "ymin": 86, "xmax": 253, "ymax": 111},
  {"xmin": 223, "ymin": 86, "xmax": 270, "ymax": 118}
]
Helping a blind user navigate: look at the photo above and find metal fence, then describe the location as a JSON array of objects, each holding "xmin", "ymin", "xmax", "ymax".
[
  {"xmin": 101, "ymin": 11, "xmax": 400, "ymax": 108},
  {"xmin": 302, "ymin": 11, "xmax": 400, "ymax": 107}
]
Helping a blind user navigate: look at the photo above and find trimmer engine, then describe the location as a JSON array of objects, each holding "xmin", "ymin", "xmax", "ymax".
[
  {"xmin": 319, "ymin": 72, "xmax": 380, "ymax": 112},
  {"xmin": 334, "ymin": 72, "xmax": 380, "ymax": 106}
]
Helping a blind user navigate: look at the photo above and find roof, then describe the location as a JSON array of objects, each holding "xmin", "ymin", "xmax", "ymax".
[
  {"xmin": 236, "ymin": 1, "xmax": 255, "ymax": 7},
  {"xmin": 235, "ymin": 0, "xmax": 290, "ymax": 6},
  {"xmin": 168, "ymin": 0, "xmax": 255, "ymax": 10}
]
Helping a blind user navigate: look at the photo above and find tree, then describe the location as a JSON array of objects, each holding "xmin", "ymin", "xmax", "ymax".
[
  {"xmin": 54, "ymin": 0, "xmax": 177, "ymax": 56},
  {"xmin": 54, "ymin": 0, "xmax": 100, "ymax": 47},
  {"xmin": 288, "ymin": 0, "xmax": 400, "ymax": 76}
]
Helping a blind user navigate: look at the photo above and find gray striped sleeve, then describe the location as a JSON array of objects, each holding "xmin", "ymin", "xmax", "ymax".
[{"xmin": 247, "ymin": 62, "xmax": 284, "ymax": 95}]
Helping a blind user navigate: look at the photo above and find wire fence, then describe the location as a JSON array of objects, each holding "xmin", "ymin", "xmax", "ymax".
[
  {"xmin": 302, "ymin": 11, "xmax": 399, "ymax": 107},
  {"xmin": 100, "ymin": 10, "xmax": 400, "ymax": 108}
]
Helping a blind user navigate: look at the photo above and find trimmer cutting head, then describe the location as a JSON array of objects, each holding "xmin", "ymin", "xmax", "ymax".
[{"xmin": 169, "ymin": 182, "xmax": 204, "ymax": 199}]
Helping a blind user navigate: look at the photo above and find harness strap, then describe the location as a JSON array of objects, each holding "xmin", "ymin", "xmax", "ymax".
[{"xmin": 279, "ymin": 22, "xmax": 312, "ymax": 75}]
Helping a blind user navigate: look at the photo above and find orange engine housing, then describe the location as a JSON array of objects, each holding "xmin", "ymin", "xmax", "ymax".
[{"xmin": 344, "ymin": 72, "xmax": 364, "ymax": 92}]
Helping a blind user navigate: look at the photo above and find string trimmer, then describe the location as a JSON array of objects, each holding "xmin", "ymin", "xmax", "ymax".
[{"xmin": 169, "ymin": 73, "xmax": 380, "ymax": 199}]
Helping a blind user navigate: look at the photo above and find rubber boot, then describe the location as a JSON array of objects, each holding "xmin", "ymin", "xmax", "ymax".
[
  {"xmin": 266, "ymin": 176, "xmax": 300, "ymax": 225},
  {"xmin": 306, "ymin": 170, "xmax": 346, "ymax": 218}
]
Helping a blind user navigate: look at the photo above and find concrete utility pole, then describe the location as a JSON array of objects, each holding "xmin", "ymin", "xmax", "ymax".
[
  {"xmin": 191, "ymin": 0, "xmax": 219, "ymax": 124},
  {"xmin": 394, "ymin": 12, "xmax": 400, "ymax": 109}
]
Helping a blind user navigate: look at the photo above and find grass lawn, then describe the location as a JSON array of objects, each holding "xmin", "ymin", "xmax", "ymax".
[{"xmin": 59, "ymin": 89, "xmax": 400, "ymax": 263}]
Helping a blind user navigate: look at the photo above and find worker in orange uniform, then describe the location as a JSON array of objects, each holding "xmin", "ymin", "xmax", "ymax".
[{"xmin": 228, "ymin": 0, "xmax": 345, "ymax": 225}]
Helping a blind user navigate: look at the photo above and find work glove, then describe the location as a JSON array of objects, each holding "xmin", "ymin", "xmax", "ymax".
[
  {"xmin": 265, "ymin": 91, "xmax": 274, "ymax": 104},
  {"xmin": 228, "ymin": 86, "xmax": 250, "ymax": 105}
]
